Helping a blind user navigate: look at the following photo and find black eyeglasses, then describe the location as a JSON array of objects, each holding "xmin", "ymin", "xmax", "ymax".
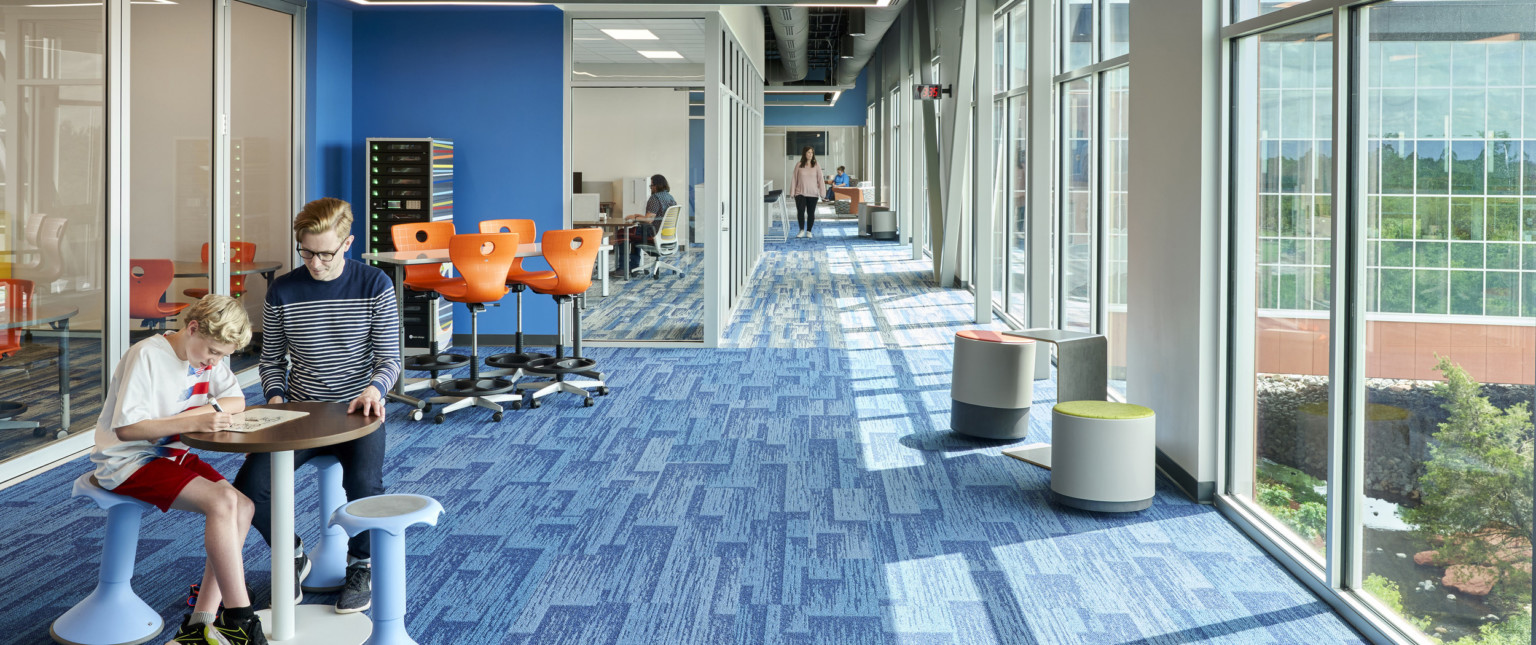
[{"xmin": 296, "ymin": 240, "xmax": 347, "ymax": 262}]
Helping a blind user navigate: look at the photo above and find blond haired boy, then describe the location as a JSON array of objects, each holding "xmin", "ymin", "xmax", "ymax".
[{"xmin": 90, "ymin": 295, "xmax": 267, "ymax": 644}]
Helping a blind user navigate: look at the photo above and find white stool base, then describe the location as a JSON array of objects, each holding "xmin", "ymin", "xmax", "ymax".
[{"xmin": 256, "ymin": 605, "xmax": 372, "ymax": 644}]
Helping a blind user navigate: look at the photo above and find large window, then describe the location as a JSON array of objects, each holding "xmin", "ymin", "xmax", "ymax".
[
  {"xmin": 992, "ymin": 1, "xmax": 1031, "ymax": 325},
  {"xmin": 1054, "ymin": 0, "xmax": 1130, "ymax": 394},
  {"xmin": 1228, "ymin": 2, "xmax": 1535, "ymax": 643}
]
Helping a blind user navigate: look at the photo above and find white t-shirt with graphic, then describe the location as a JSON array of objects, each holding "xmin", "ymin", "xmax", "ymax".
[{"xmin": 90, "ymin": 334, "xmax": 242, "ymax": 490}]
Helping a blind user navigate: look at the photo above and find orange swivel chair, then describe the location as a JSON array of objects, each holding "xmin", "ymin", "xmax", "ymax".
[
  {"xmin": 391, "ymin": 222, "xmax": 471, "ymax": 413},
  {"xmin": 478, "ymin": 219, "xmax": 552, "ymax": 382},
  {"xmin": 427, "ymin": 232, "xmax": 521, "ymax": 423},
  {"xmin": 129, "ymin": 259, "xmax": 190, "ymax": 331},
  {"xmin": 183, "ymin": 242, "xmax": 257, "ymax": 299},
  {"xmin": 519, "ymin": 228, "xmax": 609, "ymax": 408},
  {"xmin": 0, "ymin": 279, "xmax": 42, "ymax": 437}
]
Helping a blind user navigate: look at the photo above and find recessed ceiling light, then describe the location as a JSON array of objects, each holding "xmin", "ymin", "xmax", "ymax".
[
  {"xmin": 639, "ymin": 51, "xmax": 685, "ymax": 59},
  {"xmin": 602, "ymin": 29, "xmax": 658, "ymax": 40}
]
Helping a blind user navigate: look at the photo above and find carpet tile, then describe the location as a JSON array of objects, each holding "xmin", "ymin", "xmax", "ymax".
[{"xmin": 0, "ymin": 221, "xmax": 1362, "ymax": 644}]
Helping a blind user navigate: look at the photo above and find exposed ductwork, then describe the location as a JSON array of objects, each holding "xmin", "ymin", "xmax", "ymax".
[
  {"xmin": 834, "ymin": 1, "xmax": 908, "ymax": 86},
  {"xmin": 767, "ymin": 6, "xmax": 810, "ymax": 83}
]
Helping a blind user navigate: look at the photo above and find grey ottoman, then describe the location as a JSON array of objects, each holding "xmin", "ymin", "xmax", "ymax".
[{"xmin": 950, "ymin": 330, "xmax": 1037, "ymax": 439}]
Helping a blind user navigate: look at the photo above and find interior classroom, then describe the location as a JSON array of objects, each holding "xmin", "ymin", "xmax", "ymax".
[{"xmin": 0, "ymin": 0, "xmax": 1533, "ymax": 643}]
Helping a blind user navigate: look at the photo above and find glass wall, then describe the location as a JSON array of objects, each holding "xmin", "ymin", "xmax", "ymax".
[
  {"xmin": 993, "ymin": 1, "xmax": 1030, "ymax": 325},
  {"xmin": 1358, "ymin": 2, "xmax": 1535, "ymax": 641},
  {"xmin": 1053, "ymin": 0, "xmax": 1130, "ymax": 394},
  {"xmin": 1227, "ymin": 1, "xmax": 1535, "ymax": 643},
  {"xmin": 128, "ymin": 0, "xmax": 213, "ymax": 351},
  {"xmin": 229, "ymin": 1, "xmax": 296, "ymax": 370},
  {"xmin": 1235, "ymin": 16, "xmax": 1335, "ymax": 561},
  {"xmin": 0, "ymin": 1, "xmax": 108, "ymax": 462}
]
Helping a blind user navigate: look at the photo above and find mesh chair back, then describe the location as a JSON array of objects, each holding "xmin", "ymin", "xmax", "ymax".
[
  {"xmin": 31, "ymin": 216, "xmax": 67, "ymax": 282},
  {"xmin": 655, "ymin": 205, "xmax": 681, "ymax": 252}
]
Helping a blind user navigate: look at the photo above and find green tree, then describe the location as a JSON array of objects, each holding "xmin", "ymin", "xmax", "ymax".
[{"xmin": 1402, "ymin": 357, "xmax": 1534, "ymax": 610}]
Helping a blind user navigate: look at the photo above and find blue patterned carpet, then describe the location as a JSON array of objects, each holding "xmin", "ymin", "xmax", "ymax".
[{"xmin": 0, "ymin": 222, "xmax": 1361, "ymax": 644}]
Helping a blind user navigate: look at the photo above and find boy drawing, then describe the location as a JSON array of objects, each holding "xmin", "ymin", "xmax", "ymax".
[{"xmin": 89, "ymin": 295, "xmax": 265, "ymax": 645}]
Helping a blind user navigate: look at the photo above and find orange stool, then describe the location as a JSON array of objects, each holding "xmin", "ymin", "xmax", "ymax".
[
  {"xmin": 182, "ymin": 242, "xmax": 256, "ymax": 299},
  {"xmin": 129, "ymin": 259, "xmax": 190, "ymax": 331},
  {"xmin": 519, "ymin": 229, "xmax": 608, "ymax": 408},
  {"xmin": 392, "ymin": 221, "xmax": 471, "ymax": 378},
  {"xmin": 478, "ymin": 219, "xmax": 552, "ymax": 381},
  {"xmin": 428, "ymin": 233, "xmax": 521, "ymax": 423}
]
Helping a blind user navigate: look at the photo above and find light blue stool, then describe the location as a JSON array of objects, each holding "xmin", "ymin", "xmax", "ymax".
[
  {"xmin": 51, "ymin": 473, "xmax": 162, "ymax": 645},
  {"xmin": 330, "ymin": 494, "xmax": 444, "ymax": 645},
  {"xmin": 303, "ymin": 455, "xmax": 349, "ymax": 592}
]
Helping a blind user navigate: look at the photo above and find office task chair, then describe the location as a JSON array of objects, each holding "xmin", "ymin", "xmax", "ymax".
[
  {"xmin": 636, "ymin": 205, "xmax": 684, "ymax": 278},
  {"xmin": 24, "ymin": 215, "xmax": 68, "ymax": 285},
  {"xmin": 520, "ymin": 228, "xmax": 608, "ymax": 408},
  {"xmin": 0, "ymin": 279, "xmax": 46, "ymax": 438},
  {"xmin": 479, "ymin": 219, "xmax": 552, "ymax": 382},
  {"xmin": 428, "ymin": 232, "xmax": 521, "ymax": 423},
  {"xmin": 182, "ymin": 241, "xmax": 257, "ymax": 299},
  {"xmin": 128, "ymin": 259, "xmax": 190, "ymax": 332},
  {"xmin": 391, "ymin": 222, "xmax": 470, "ymax": 416}
]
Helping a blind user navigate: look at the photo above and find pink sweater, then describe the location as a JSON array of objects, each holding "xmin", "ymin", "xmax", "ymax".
[{"xmin": 791, "ymin": 162, "xmax": 823, "ymax": 199}]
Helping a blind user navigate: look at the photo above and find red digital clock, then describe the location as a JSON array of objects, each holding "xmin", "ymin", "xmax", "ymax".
[{"xmin": 914, "ymin": 84, "xmax": 945, "ymax": 100}]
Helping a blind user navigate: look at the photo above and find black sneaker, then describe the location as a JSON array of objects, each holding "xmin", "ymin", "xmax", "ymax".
[
  {"xmin": 207, "ymin": 612, "xmax": 267, "ymax": 645},
  {"xmin": 294, "ymin": 552, "xmax": 311, "ymax": 599},
  {"xmin": 335, "ymin": 562, "xmax": 371, "ymax": 614},
  {"xmin": 167, "ymin": 614, "xmax": 210, "ymax": 644}
]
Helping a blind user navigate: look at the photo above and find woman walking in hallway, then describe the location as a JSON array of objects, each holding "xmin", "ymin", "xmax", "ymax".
[{"xmin": 791, "ymin": 146, "xmax": 823, "ymax": 238}]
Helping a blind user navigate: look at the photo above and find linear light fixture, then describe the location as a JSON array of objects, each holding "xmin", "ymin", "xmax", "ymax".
[
  {"xmin": 348, "ymin": 0, "xmax": 538, "ymax": 5},
  {"xmin": 638, "ymin": 50, "xmax": 684, "ymax": 59},
  {"xmin": 1472, "ymin": 33, "xmax": 1519, "ymax": 43},
  {"xmin": 602, "ymin": 29, "xmax": 658, "ymax": 40}
]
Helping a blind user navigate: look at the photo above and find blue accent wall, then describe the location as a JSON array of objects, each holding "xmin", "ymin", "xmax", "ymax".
[
  {"xmin": 347, "ymin": 5, "xmax": 566, "ymax": 335},
  {"xmin": 306, "ymin": 0, "xmax": 354, "ymax": 212},
  {"xmin": 764, "ymin": 67, "xmax": 868, "ymax": 127}
]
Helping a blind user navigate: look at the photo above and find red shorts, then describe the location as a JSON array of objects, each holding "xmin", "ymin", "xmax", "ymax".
[{"xmin": 113, "ymin": 453, "xmax": 226, "ymax": 512}]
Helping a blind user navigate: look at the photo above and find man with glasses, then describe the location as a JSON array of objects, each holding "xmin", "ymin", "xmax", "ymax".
[{"xmin": 231, "ymin": 197, "xmax": 399, "ymax": 614}]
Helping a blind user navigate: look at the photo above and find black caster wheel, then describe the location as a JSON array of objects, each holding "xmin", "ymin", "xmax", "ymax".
[
  {"xmin": 530, "ymin": 399, "xmax": 541, "ymax": 409},
  {"xmin": 32, "ymin": 427, "xmax": 47, "ymax": 438},
  {"xmin": 511, "ymin": 401, "xmax": 522, "ymax": 411},
  {"xmin": 409, "ymin": 409, "xmax": 424, "ymax": 422},
  {"xmin": 597, "ymin": 387, "xmax": 610, "ymax": 396},
  {"xmin": 583, "ymin": 397, "xmax": 594, "ymax": 407},
  {"xmin": 421, "ymin": 403, "xmax": 433, "ymax": 413},
  {"xmin": 492, "ymin": 412, "xmax": 504, "ymax": 422},
  {"xmin": 434, "ymin": 414, "xmax": 445, "ymax": 424}
]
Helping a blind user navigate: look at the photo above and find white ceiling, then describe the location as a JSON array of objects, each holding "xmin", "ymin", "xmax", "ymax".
[{"xmin": 572, "ymin": 18, "xmax": 707, "ymax": 65}]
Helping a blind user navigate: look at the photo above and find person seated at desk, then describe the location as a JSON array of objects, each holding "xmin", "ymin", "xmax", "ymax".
[
  {"xmin": 824, "ymin": 166, "xmax": 851, "ymax": 201},
  {"xmin": 615, "ymin": 174, "xmax": 677, "ymax": 276}
]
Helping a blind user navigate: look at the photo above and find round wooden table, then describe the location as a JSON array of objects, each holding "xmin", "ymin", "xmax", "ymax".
[{"xmin": 183, "ymin": 402, "xmax": 381, "ymax": 643}]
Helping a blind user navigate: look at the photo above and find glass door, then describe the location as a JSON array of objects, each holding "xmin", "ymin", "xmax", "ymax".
[{"xmin": 227, "ymin": 0, "xmax": 297, "ymax": 372}]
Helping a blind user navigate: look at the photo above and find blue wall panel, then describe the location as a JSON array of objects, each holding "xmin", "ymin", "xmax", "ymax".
[
  {"xmin": 349, "ymin": 6, "xmax": 565, "ymax": 335},
  {"xmin": 764, "ymin": 68, "xmax": 867, "ymax": 127},
  {"xmin": 306, "ymin": 0, "xmax": 354, "ymax": 212}
]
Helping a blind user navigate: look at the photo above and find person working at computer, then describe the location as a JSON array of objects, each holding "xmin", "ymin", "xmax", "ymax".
[
  {"xmin": 617, "ymin": 174, "xmax": 678, "ymax": 275},
  {"xmin": 824, "ymin": 166, "xmax": 850, "ymax": 201}
]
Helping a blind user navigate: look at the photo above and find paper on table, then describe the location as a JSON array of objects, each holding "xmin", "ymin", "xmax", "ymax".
[{"xmin": 226, "ymin": 408, "xmax": 310, "ymax": 433}]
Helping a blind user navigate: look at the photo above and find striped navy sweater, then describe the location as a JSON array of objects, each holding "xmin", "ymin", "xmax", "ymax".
[{"xmin": 260, "ymin": 259, "xmax": 402, "ymax": 403}]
